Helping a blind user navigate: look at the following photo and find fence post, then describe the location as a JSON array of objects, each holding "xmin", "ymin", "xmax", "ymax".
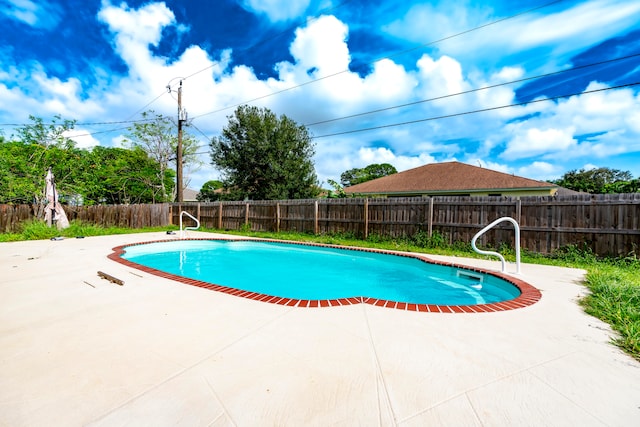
[
  {"xmin": 218, "ymin": 202, "xmax": 223, "ymax": 229},
  {"xmin": 314, "ymin": 200, "xmax": 319, "ymax": 235},
  {"xmin": 516, "ymin": 198, "xmax": 521, "ymax": 224},
  {"xmin": 428, "ymin": 197, "xmax": 434, "ymax": 237},
  {"xmin": 276, "ymin": 202, "xmax": 281, "ymax": 233},
  {"xmin": 364, "ymin": 199, "xmax": 369, "ymax": 239},
  {"xmin": 245, "ymin": 203, "xmax": 250, "ymax": 227},
  {"xmin": 197, "ymin": 203, "xmax": 201, "ymax": 222}
]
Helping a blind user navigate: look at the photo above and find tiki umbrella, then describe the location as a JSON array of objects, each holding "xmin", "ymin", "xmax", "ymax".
[{"xmin": 44, "ymin": 168, "xmax": 69, "ymax": 229}]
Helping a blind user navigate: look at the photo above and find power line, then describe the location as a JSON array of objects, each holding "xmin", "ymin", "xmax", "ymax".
[
  {"xmin": 379, "ymin": 0, "xmax": 565, "ymax": 64},
  {"xmin": 304, "ymin": 52, "xmax": 640, "ymax": 127},
  {"xmin": 60, "ymin": 126, "xmax": 132, "ymax": 140},
  {"xmin": 5, "ymin": 53, "xmax": 635, "ymax": 142},
  {"xmin": 311, "ymin": 81, "xmax": 640, "ymax": 139},
  {"xmin": 188, "ymin": 121, "xmax": 212, "ymax": 142},
  {"xmin": 123, "ymin": 90, "xmax": 168, "ymax": 121},
  {"xmin": 70, "ymin": 87, "xmax": 169, "ymax": 137},
  {"xmin": 183, "ymin": 53, "xmax": 640, "ymax": 144},
  {"xmin": 0, "ymin": 1, "xmax": 568, "ymax": 139},
  {"xmin": 0, "ymin": 97, "xmax": 166, "ymax": 128},
  {"xmin": 0, "ymin": 119, "xmax": 150, "ymax": 127},
  {"xmin": 191, "ymin": 0, "xmax": 566, "ymax": 121}
]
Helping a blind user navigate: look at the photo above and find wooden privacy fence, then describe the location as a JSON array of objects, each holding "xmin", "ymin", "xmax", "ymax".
[
  {"xmin": 2, "ymin": 195, "xmax": 639, "ymax": 256},
  {"xmin": 65, "ymin": 203, "xmax": 170, "ymax": 228},
  {"xmin": 0, "ymin": 203, "xmax": 170, "ymax": 232},
  {"xmin": 171, "ymin": 194, "xmax": 640, "ymax": 257}
]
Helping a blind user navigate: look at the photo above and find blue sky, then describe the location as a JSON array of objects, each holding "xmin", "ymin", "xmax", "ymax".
[{"xmin": 1, "ymin": 0, "xmax": 640, "ymax": 191}]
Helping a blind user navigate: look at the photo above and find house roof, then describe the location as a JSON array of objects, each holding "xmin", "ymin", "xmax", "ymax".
[
  {"xmin": 343, "ymin": 161, "xmax": 557, "ymax": 195},
  {"xmin": 554, "ymin": 186, "xmax": 587, "ymax": 196},
  {"xmin": 182, "ymin": 187, "xmax": 199, "ymax": 201}
]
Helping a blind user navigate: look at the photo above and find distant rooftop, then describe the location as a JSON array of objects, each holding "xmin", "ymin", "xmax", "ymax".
[
  {"xmin": 182, "ymin": 188, "xmax": 199, "ymax": 201},
  {"xmin": 344, "ymin": 161, "xmax": 557, "ymax": 196}
]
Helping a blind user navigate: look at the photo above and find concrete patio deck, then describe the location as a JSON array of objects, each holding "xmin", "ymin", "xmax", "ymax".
[{"xmin": 1, "ymin": 231, "xmax": 639, "ymax": 426}]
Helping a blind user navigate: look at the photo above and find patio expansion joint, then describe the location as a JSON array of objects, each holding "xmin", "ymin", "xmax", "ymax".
[
  {"xmin": 526, "ymin": 358, "xmax": 610, "ymax": 426},
  {"xmin": 362, "ymin": 305, "xmax": 398, "ymax": 426},
  {"xmin": 86, "ymin": 307, "xmax": 295, "ymax": 425},
  {"xmin": 464, "ymin": 392, "xmax": 484, "ymax": 426},
  {"xmin": 203, "ymin": 375, "xmax": 238, "ymax": 427},
  {"xmin": 398, "ymin": 350, "xmax": 589, "ymax": 425}
]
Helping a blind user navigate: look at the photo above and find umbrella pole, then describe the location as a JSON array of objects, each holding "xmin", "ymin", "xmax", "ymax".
[{"xmin": 52, "ymin": 176, "xmax": 57, "ymax": 226}]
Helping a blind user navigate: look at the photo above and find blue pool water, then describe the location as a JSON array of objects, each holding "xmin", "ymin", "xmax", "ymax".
[{"xmin": 121, "ymin": 240, "xmax": 521, "ymax": 305}]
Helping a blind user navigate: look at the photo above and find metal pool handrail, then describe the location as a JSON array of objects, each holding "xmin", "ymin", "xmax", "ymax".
[
  {"xmin": 179, "ymin": 211, "xmax": 200, "ymax": 239},
  {"xmin": 471, "ymin": 217, "xmax": 521, "ymax": 274}
]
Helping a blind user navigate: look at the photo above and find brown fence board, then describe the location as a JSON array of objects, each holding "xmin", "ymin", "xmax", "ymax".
[
  {"xmin": 3, "ymin": 194, "xmax": 640, "ymax": 257},
  {"xmin": 165, "ymin": 193, "xmax": 640, "ymax": 255}
]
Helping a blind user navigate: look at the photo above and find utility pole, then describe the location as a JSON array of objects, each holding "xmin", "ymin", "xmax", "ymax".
[{"xmin": 176, "ymin": 80, "xmax": 184, "ymax": 203}]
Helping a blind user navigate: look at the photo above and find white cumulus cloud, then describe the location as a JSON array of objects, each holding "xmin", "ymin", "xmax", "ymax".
[
  {"xmin": 356, "ymin": 147, "xmax": 437, "ymax": 173},
  {"xmin": 2, "ymin": 0, "xmax": 639, "ymax": 191},
  {"xmin": 64, "ymin": 128, "xmax": 100, "ymax": 149},
  {"xmin": 1, "ymin": 0, "xmax": 62, "ymax": 29},
  {"xmin": 240, "ymin": 0, "xmax": 310, "ymax": 22},
  {"xmin": 503, "ymin": 127, "xmax": 578, "ymax": 160},
  {"xmin": 516, "ymin": 161, "xmax": 560, "ymax": 181}
]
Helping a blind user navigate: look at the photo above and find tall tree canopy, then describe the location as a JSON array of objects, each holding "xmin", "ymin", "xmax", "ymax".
[
  {"xmin": 340, "ymin": 163, "xmax": 397, "ymax": 187},
  {"xmin": 209, "ymin": 105, "xmax": 319, "ymax": 200},
  {"xmin": 12, "ymin": 114, "xmax": 76, "ymax": 148},
  {"xmin": 84, "ymin": 146, "xmax": 175, "ymax": 204},
  {"xmin": 1, "ymin": 116, "xmax": 79, "ymax": 206},
  {"xmin": 551, "ymin": 167, "xmax": 638, "ymax": 194},
  {"xmin": 125, "ymin": 110, "xmax": 201, "ymax": 201},
  {"xmin": 197, "ymin": 180, "xmax": 223, "ymax": 202},
  {"xmin": 0, "ymin": 116, "xmax": 175, "ymax": 205}
]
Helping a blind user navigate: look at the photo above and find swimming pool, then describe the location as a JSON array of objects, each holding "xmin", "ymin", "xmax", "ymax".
[{"xmin": 109, "ymin": 239, "xmax": 541, "ymax": 313}]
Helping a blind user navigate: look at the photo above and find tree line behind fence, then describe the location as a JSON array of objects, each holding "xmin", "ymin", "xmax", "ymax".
[{"xmin": 1, "ymin": 194, "xmax": 639, "ymax": 257}]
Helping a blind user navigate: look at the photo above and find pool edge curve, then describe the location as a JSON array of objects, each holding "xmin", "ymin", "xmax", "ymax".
[{"xmin": 107, "ymin": 238, "xmax": 542, "ymax": 313}]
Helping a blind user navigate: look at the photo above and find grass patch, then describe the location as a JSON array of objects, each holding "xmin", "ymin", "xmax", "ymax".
[
  {"xmin": 580, "ymin": 262, "xmax": 640, "ymax": 360},
  {"xmin": 0, "ymin": 219, "xmax": 176, "ymax": 242}
]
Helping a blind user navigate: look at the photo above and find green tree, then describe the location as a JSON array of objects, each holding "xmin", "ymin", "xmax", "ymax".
[
  {"xmin": 197, "ymin": 180, "xmax": 223, "ymax": 201},
  {"xmin": 209, "ymin": 105, "xmax": 319, "ymax": 200},
  {"xmin": 0, "ymin": 135, "xmax": 173, "ymax": 205},
  {"xmin": 82, "ymin": 146, "xmax": 174, "ymax": 204},
  {"xmin": 604, "ymin": 179, "xmax": 640, "ymax": 193},
  {"xmin": 325, "ymin": 179, "xmax": 349, "ymax": 198},
  {"xmin": 552, "ymin": 167, "xmax": 635, "ymax": 194},
  {"xmin": 125, "ymin": 110, "xmax": 201, "ymax": 201},
  {"xmin": 12, "ymin": 114, "xmax": 77, "ymax": 148},
  {"xmin": 0, "ymin": 140, "xmax": 41, "ymax": 204},
  {"xmin": 340, "ymin": 163, "xmax": 397, "ymax": 187},
  {"xmin": 1, "ymin": 116, "xmax": 80, "ymax": 207},
  {"xmin": 0, "ymin": 138, "xmax": 83, "ymax": 206}
]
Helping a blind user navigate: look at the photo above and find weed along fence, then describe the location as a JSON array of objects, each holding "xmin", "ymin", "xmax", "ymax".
[{"xmin": 171, "ymin": 193, "xmax": 640, "ymax": 257}]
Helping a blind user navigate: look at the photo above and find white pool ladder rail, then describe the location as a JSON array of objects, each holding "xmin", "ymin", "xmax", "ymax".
[
  {"xmin": 179, "ymin": 211, "xmax": 200, "ymax": 239},
  {"xmin": 471, "ymin": 216, "xmax": 521, "ymax": 274}
]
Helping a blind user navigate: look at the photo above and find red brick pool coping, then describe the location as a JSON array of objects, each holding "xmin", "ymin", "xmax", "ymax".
[{"xmin": 108, "ymin": 238, "xmax": 541, "ymax": 313}]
